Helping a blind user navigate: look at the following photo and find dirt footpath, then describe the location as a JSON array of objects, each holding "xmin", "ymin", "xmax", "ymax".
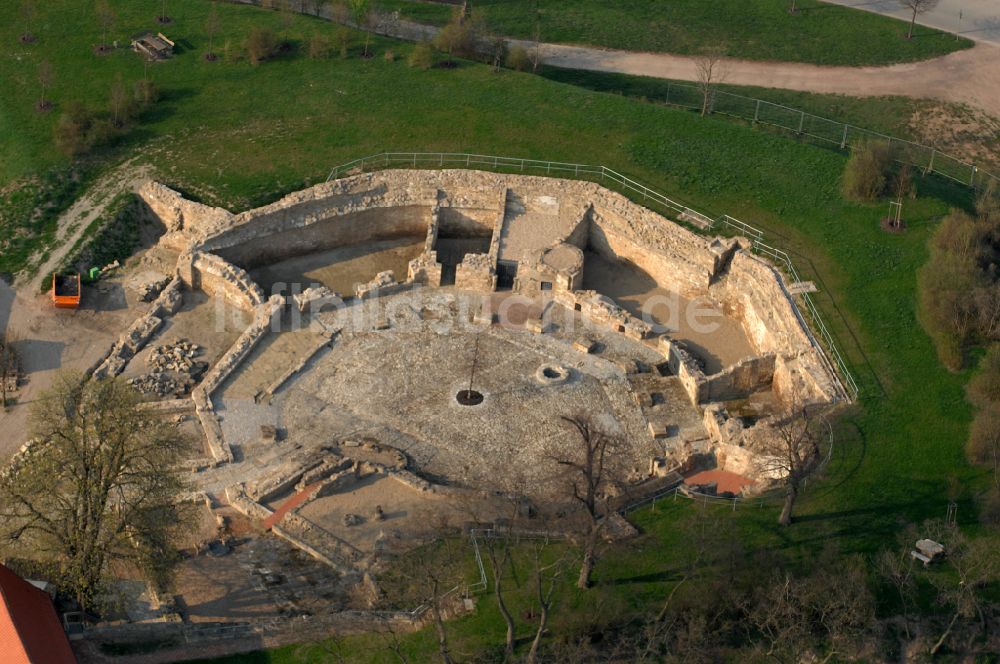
[
  {"xmin": 18, "ymin": 160, "xmax": 151, "ymax": 290},
  {"xmin": 537, "ymin": 41, "xmax": 1000, "ymax": 118}
]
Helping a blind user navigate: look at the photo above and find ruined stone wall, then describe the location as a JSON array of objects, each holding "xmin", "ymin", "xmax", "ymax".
[
  {"xmin": 437, "ymin": 185, "xmax": 501, "ymax": 237},
  {"xmin": 214, "ymin": 206, "xmax": 431, "ymax": 268},
  {"xmin": 191, "ymin": 295, "xmax": 284, "ymax": 463},
  {"xmin": 142, "ymin": 169, "xmax": 837, "ymax": 407},
  {"xmin": 190, "ymin": 252, "xmax": 265, "ymax": 312},
  {"xmin": 716, "ymin": 253, "xmax": 813, "ymax": 355},
  {"xmin": 138, "ymin": 181, "xmax": 234, "ymax": 252},
  {"xmin": 773, "ymin": 350, "xmax": 841, "ymax": 407},
  {"xmin": 703, "ymin": 354, "xmax": 776, "ymax": 402},
  {"xmin": 455, "ymin": 253, "xmax": 496, "ymax": 291},
  {"xmin": 660, "ymin": 337, "xmax": 708, "ymax": 405},
  {"xmin": 90, "ymin": 279, "xmax": 184, "ymax": 380},
  {"xmin": 588, "ymin": 205, "xmax": 716, "ymax": 299}
]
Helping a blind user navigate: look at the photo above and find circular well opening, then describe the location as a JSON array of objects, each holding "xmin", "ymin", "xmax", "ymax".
[
  {"xmin": 456, "ymin": 389, "xmax": 484, "ymax": 406},
  {"xmin": 542, "ymin": 367, "xmax": 560, "ymax": 379}
]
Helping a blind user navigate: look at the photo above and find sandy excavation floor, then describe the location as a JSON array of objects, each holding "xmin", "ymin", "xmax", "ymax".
[
  {"xmin": 249, "ymin": 238, "xmax": 425, "ymax": 297},
  {"xmin": 582, "ymin": 252, "xmax": 754, "ymax": 374},
  {"xmin": 173, "ymin": 531, "xmax": 354, "ymax": 623},
  {"xmin": 211, "ymin": 291, "xmax": 701, "ymax": 497},
  {"xmin": 121, "ymin": 291, "xmax": 251, "ymax": 383},
  {"xmin": 295, "ymin": 474, "xmax": 496, "ymax": 554},
  {"xmin": 0, "ymin": 278, "xmax": 150, "ymax": 458}
]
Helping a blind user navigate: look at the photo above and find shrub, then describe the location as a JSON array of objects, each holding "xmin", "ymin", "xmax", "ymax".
[
  {"xmin": 506, "ymin": 45, "xmax": 530, "ymax": 72},
  {"xmin": 968, "ymin": 404, "xmax": 1000, "ymax": 463},
  {"xmin": 977, "ymin": 487, "xmax": 1000, "ymax": 527},
  {"xmin": 309, "ymin": 35, "xmax": 333, "ymax": 59},
  {"xmin": 336, "ymin": 26, "xmax": 350, "ymax": 58},
  {"xmin": 53, "ymin": 104, "xmax": 97, "ymax": 156},
  {"xmin": 968, "ymin": 345, "xmax": 1000, "ymax": 408},
  {"xmin": 246, "ymin": 27, "xmax": 279, "ymax": 65},
  {"xmin": 133, "ymin": 79, "xmax": 161, "ymax": 107},
  {"xmin": 408, "ymin": 42, "xmax": 434, "ymax": 70},
  {"xmin": 384, "ymin": 48, "xmax": 395, "ymax": 63},
  {"xmin": 979, "ymin": 180, "xmax": 1000, "ymax": 221},
  {"xmin": 841, "ymin": 140, "xmax": 896, "ymax": 202},
  {"xmin": 918, "ymin": 209, "xmax": 1000, "ymax": 370},
  {"xmin": 433, "ymin": 10, "xmax": 476, "ymax": 62}
]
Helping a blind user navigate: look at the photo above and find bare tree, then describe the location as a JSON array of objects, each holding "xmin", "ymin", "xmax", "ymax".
[
  {"xmin": 20, "ymin": 0, "xmax": 37, "ymax": 43},
  {"xmin": 482, "ymin": 533, "xmax": 516, "ymax": 657},
  {"xmin": 109, "ymin": 75, "xmax": 131, "ymax": 127},
  {"xmin": 205, "ymin": 2, "xmax": 221, "ymax": 61},
  {"xmin": 968, "ymin": 405, "xmax": 1000, "ymax": 488},
  {"xmin": 374, "ymin": 617, "xmax": 411, "ymax": 663},
  {"xmin": 310, "ymin": 0, "xmax": 330, "ymax": 18},
  {"xmin": 0, "ymin": 372, "xmax": 190, "ymax": 611},
  {"xmin": 157, "ymin": 0, "xmax": 171, "ymax": 24},
  {"xmin": 347, "ymin": 0, "xmax": 374, "ymax": 58},
  {"xmin": 928, "ymin": 527, "xmax": 999, "ymax": 655},
  {"xmin": 752, "ymin": 404, "xmax": 826, "ymax": 526},
  {"xmin": 897, "ymin": 0, "xmax": 941, "ymax": 39},
  {"xmin": 95, "ymin": 0, "xmax": 116, "ymax": 49},
  {"xmin": 746, "ymin": 557, "xmax": 875, "ymax": 662},
  {"xmin": 694, "ymin": 50, "xmax": 724, "ymax": 117},
  {"xmin": 525, "ymin": 541, "xmax": 568, "ymax": 664},
  {"xmin": 0, "ymin": 332, "xmax": 19, "ymax": 410},
  {"xmin": 486, "ymin": 31, "xmax": 507, "ymax": 73},
  {"xmin": 548, "ymin": 414, "xmax": 624, "ymax": 589},
  {"xmin": 37, "ymin": 60, "xmax": 54, "ymax": 106},
  {"xmin": 876, "ymin": 536, "xmax": 917, "ymax": 639},
  {"xmin": 529, "ymin": 19, "xmax": 542, "ymax": 72},
  {"xmin": 376, "ymin": 519, "xmax": 469, "ymax": 664}
]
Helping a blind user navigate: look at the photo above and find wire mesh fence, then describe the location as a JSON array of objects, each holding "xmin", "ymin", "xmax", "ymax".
[
  {"xmin": 325, "ymin": 152, "xmax": 860, "ymax": 401},
  {"xmin": 658, "ymin": 84, "xmax": 1000, "ymax": 191}
]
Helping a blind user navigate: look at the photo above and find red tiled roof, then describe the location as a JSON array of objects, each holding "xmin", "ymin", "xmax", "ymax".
[
  {"xmin": 685, "ymin": 469, "xmax": 755, "ymax": 495},
  {"xmin": 0, "ymin": 564, "xmax": 76, "ymax": 664}
]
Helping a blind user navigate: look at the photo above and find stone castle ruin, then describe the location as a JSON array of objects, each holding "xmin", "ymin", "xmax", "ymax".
[{"xmin": 74, "ymin": 168, "xmax": 844, "ymax": 599}]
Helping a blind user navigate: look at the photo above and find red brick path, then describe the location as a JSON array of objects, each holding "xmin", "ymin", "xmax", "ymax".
[{"xmin": 260, "ymin": 483, "xmax": 320, "ymax": 531}]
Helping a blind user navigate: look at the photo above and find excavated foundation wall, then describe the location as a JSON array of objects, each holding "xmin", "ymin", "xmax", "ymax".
[
  {"xmin": 587, "ymin": 208, "xmax": 715, "ymax": 299},
  {"xmin": 717, "ymin": 253, "xmax": 813, "ymax": 355},
  {"xmin": 212, "ymin": 206, "xmax": 431, "ymax": 269},
  {"xmin": 138, "ymin": 170, "xmax": 839, "ymax": 406},
  {"xmin": 189, "ymin": 252, "xmax": 265, "ymax": 312}
]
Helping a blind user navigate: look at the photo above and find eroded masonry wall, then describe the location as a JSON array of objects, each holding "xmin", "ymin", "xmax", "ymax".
[
  {"xmin": 139, "ymin": 169, "xmax": 831, "ymax": 400},
  {"xmin": 587, "ymin": 207, "xmax": 716, "ymax": 298},
  {"xmin": 211, "ymin": 206, "xmax": 431, "ymax": 268}
]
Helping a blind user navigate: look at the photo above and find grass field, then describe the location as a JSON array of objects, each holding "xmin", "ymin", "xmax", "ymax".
[
  {"xmin": 379, "ymin": 0, "xmax": 973, "ymax": 66},
  {"xmin": 0, "ymin": 0, "xmax": 993, "ymax": 660}
]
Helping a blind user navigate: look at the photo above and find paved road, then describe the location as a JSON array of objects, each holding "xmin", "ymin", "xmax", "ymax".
[{"xmin": 823, "ymin": 0, "xmax": 1000, "ymax": 44}]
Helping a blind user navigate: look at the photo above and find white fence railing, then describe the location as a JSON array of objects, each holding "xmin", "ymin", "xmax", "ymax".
[{"xmin": 324, "ymin": 151, "xmax": 860, "ymax": 401}]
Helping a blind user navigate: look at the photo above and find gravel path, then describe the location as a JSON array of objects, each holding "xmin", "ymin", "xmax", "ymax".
[
  {"xmin": 535, "ymin": 40, "xmax": 1000, "ymax": 117},
  {"xmin": 17, "ymin": 159, "xmax": 150, "ymax": 289},
  {"xmin": 231, "ymin": 0, "xmax": 1000, "ymax": 117}
]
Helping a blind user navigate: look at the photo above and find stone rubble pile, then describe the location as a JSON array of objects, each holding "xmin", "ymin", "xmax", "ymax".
[
  {"xmin": 148, "ymin": 339, "xmax": 204, "ymax": 374},
  {"xmin": 127, "ymin": 340, "xmax": 207, "ymax": 397}
]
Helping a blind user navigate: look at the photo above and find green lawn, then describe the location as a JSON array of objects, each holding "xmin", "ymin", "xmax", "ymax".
[
  {"xmin": 380, "ymin": 0, "xmax": 973, "ymax": 66},
  {"xmin": 540, "ymin": 66, "xmax": 929, "ymax": 140},
  {"xmin": 0, "ymin": 0, "xmax": 992, "ymax": 660}
]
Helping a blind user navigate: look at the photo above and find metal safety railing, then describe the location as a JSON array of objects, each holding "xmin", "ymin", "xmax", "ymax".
[
  {"xmin": 653, "ymin": 83, "xmax": 999, "ymax": 191},
  {"xmin": 324, "ymin": 151, "xmax": 860, "ymax": 401}
]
